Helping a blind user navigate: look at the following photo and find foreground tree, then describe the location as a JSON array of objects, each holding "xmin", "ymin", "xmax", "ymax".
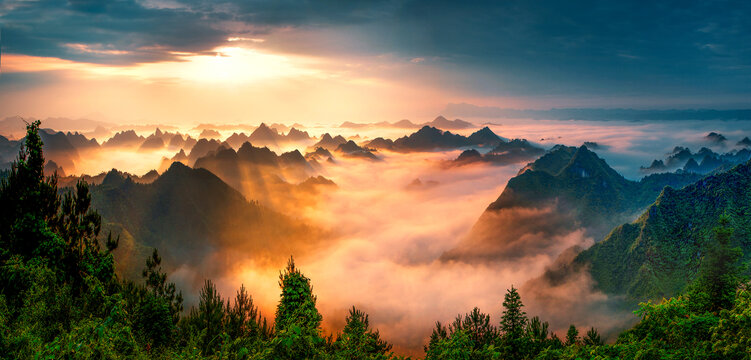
[
  {"xmin": 565, "ymin": 325, "xmax": 579, "ymax": 347},
  {"xmin": 500, "ymin": 286, "xmax": 528, "ymax": 358},
  {"xmin": 333, "ymin": 307, "xmax": 393, "ymax": 359},
  {"xmin": 269, "ymin": 257, "xmax": 324, "ymax": 359},
  {"xmin": 688, "ymin": 215, "xmax": 744, "ymax": 313}
]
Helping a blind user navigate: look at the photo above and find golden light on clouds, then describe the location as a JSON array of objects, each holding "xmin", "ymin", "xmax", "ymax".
[
  {"xmin": 0, "ymin": 42, "xmax": 458, "ymax": 125},
  {"xmin": 93, "ymin": 46, "xmax": 321, "ymax": 84},
  {"xmin": 4, "ymin": 46, "xmax": 320, "ymax": 85}
]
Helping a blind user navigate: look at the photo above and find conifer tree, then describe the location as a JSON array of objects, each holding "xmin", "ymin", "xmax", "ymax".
[
  {"xmin": 189, "ymin": 279, "xmax": 226, "ymax": 355},
  {"xmin": 0, "ymin": 120, "xmax": 60, "ymax": 259},
  {"xmin": 583, "ymin": 327, "xmax": 603, "ymax": 346},
  {"xmin": 565, "ymin": 325, "xmax": 579, "ymax": 346},
  {"xmin": 500, "ymin": 286, "xmax": 528, "ymax": 359},
  {"xmin": 271, "ymin": 256, "xmax": 323, "ymax": 359},
  {"xmin": 690, "ymin": 215, "xmax": 744, "ymax": 312},
  {"xmin": 448, "ymin": 307, "xmax": 497, "ymax": 350},
  {"xmin": 335, "ymin": 306, "xmax": 392, "ymax": 359},
  {"xmin": 142, "ymin": 248, "xmax": 183, "ymax": 323},
  {"xmin": 500, "ymin": 286, "xmax": 526, "ymax": 337},
  {"xmin": 226, "ymin": 284, "xmax": 268, "ymax": 340}
]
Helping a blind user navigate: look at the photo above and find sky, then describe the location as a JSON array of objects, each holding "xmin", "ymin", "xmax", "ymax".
[{"xmin": 1, "ymin": 0, "xmax": 750, "ymax": 125}]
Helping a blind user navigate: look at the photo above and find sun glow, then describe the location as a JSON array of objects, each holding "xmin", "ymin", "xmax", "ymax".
[
  {"xmin": 3, "ymin": 46, "xmax": 319, "ymax": 85},
  {"xmin": 90, "ymin": 46, "xmax": 320, "ymax": 84}
]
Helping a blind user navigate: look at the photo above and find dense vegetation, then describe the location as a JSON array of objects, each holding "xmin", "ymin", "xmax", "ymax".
[
  {"xmin": 577, "ymin": 157, "xmax": 751, "ymax": 301},
  {"xmin": 1, "ymin": 122, "xmax": 750, "ymax": 359}
]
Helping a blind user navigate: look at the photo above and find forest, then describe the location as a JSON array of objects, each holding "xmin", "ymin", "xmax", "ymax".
[{"xmin": 2, "ymin": 121, "xmax": 750, "ymax": 359}]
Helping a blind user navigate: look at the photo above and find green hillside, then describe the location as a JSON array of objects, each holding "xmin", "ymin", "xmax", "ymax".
[{"xmin": 576, "ymin": 159, "xmax": 751, "ymax": 301}]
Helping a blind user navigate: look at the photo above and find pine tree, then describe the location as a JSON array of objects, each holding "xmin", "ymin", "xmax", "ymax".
[
  {"xmin": 448, "ymin": 307, "xmax": 497, "ymax": 350},
  {"xmin": 565, "ymin": 325, "xmax": 579, "ymax": 346},
  {"xmin": 500, "ymin": 286, "xmax": 528, "ymax": 359},
  {"xmin": 226, "ymin": 284, "xmax": 267, "ymax": 340},
  {"xmin": 424, "ymin": 321, "xmax": 448, "ymax": 354},
  {"xmin": 690, "ymin": 215, "xmax": 744, "ymax": 312},
  {"xmin": 189, "ymin": 279, "xmax": 226, "ymax": 355},
  {"xmin": 142, "ymin": 248, "xmax": 183, "ymax": 323},
  {"xmin": 525, "ymin": 316, "xmax": 549, "ymax": 353},
  {"xmin": 335, "ymin": 307, "xmax": 392, "ymax": 359},
  {"xmin": 0, "ymin": 120, "xmax": 60, "ymax": 259},
  {"xmin": 271, "ymin": 256, "xmax": 323, "ymax": 359},
  {"xmin": 583, "ymin": 327, "xmax": 603, "ymax": 346},
  {"xmin": 500, "ymin": 286, "xmax": 526, "ymax": 337}
]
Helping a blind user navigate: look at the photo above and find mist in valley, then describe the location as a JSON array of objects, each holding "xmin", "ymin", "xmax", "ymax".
[{"xmin": 3, "ymin": 116, "xmax": 751, "ymax": 356}]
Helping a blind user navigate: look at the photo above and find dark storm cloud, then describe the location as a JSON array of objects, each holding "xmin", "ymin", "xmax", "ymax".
[{"xmin": 1, "ymin": 0, "xmax": 749, "ymax": 99}]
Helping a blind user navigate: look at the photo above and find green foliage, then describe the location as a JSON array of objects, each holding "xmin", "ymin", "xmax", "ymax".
[
  {"xmin": 424, "ymin": 330, "xmax": 501, "ymax": 360},
  {"xmin": 687, "ymin": 215, "xmax": 744, "ymax": 313},
  {"xmin": 500, "ymin": 285, "xmax": 529, "ymax": 358},
  {"xmin": 583, "ymin": 328, "xmax": 603, "ymax": 346},
  {"xmin": 578, "ymin": 160, "xmax": 751, "ymax": 301},
  {"xmin": 266, "ymin": 257, "xmax": 325, "ymax": 359},
  {"xmin": 564, "ymin": 325, "xmax": 579, "ymax": 347},
  {"xmin": 711, "ymin": 287, "xmax": 751, "ymax": 358},
  {"xmin": 185, "ymin": 280, "xmax": 227, "ymax": 356},
  {"xmin": 333, "ymin": 307, "xmax": 393, "ymax": 360},
  {"xmin": 500, "ymin": 286, "xmax": 526, "ymax": 337}
]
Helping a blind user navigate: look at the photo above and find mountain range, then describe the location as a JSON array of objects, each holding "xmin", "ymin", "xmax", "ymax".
[
  {"xmin": 364, "ymin": 126, "xmax": 504, "ymax": 152},
  {"xmin": 443, "ymin": 145, "xmax": 704, "ymax": 262},
  {"xmin": 450, "ymin": 139, "xmax": 545, "ymax": 166},
  {"xmin": 641, "ymin": 145, "xmax": 751, "ymax": 175},
  {"xmin": 91, "ymin": 162, "xmax": 324, "ymax": 280},
  {"xmin": 191, "ymin": 142, "xmax": 334, "ymax": 211},
  {"xmin": 339, "ymin": 115, "xmax": 475, "ymax": 130}
]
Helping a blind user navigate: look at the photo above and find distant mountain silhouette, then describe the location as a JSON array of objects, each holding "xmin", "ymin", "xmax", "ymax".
[
  {"xmin": 466, "ymin": 126, "xmax": 505, "ymax": 145},
  {"xmin": 425, "ymin": 115, "xmax": 474, "ymax": 129},
  {"xmin": 103, "ymin": 130, "xmax": 145, "ymax": 148},
  {"xmin": 193, "ymin": 142, "xmax": 332, "ymax": 211},
  {"xmin": 0, "ymin": 115, "xmax": 112, "ymax": 138},
  {"xmin": 641, "ymin": 146, "xmax": 751, "ymax": 175},
  {"xmin": 449, "ymin": 139, "xmax": 544, "ymax": 166},
  {"xmin": 392, "ymin": 119, "xmax": 421, "ymax": 128},
  {"xmin": 312, "ymin": 133, "xmax": 347, "ymax": 151},
  {"xmin": 0, "ymin": 135, "xmax": 20, "ymax": 166},
  {"xmin": 335, "ymin": 140, "xmax": 379, "ymax": 160},
  {"xmin": 225, "ymin": 132, "xmax": 251, "ymax": 149},
  {"xmin": 57, "ymin": 168, "xmax": 164, "ymax": 189},
  {"xmin": 248, "ymin": 123, "xmax": 281, "ymax": 147},
  {"xmin": 186, "ymin": 138, "xmax": 229, "ymax": 165},
  {"xmin": 365, "ymin": 126, "xmax": 506, "ymax": 152},
  {"xmin": 199, "ymin": 129, "xmax": 222, "ymax": 139},
  {"xmin": 139, "ymin": 135, "xmax": 165, "ymax": 150},
  {"xmin": 91, "ymin": 162, "xmax": 323, "ymax": 279},
  {"xmin": 338, "ymin": 116, "xmax": 472, "ymax": 130},
  {"xmin": 36, "ymin": 129, "xmax": 85, "ymax": 172},
  {"xmin": 443, "ymin": 145, "xmax": 704, "ymax": 262},
  {"xmin": 704, "ymin": 131, "xmax": 727, "ymax": 144},
  {"xmin": 286, "ymin": 127, "xmax": 311, "ymax": 142},
  {"xmin": 305, "ymin": 147, "xmax": 333, "ymax": 161},
  {"xmin": 44, "ymin": 160, "xmax": 66, "ymax": 177},
  {"xmin": 363, "ymin": 137, "xmax": 394, "ymax": 150}
]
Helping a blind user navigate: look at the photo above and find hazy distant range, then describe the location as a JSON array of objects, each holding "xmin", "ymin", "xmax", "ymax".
[{"xmin": 443, "ymin": 103, "xmax": 751, "ymax": 121}]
